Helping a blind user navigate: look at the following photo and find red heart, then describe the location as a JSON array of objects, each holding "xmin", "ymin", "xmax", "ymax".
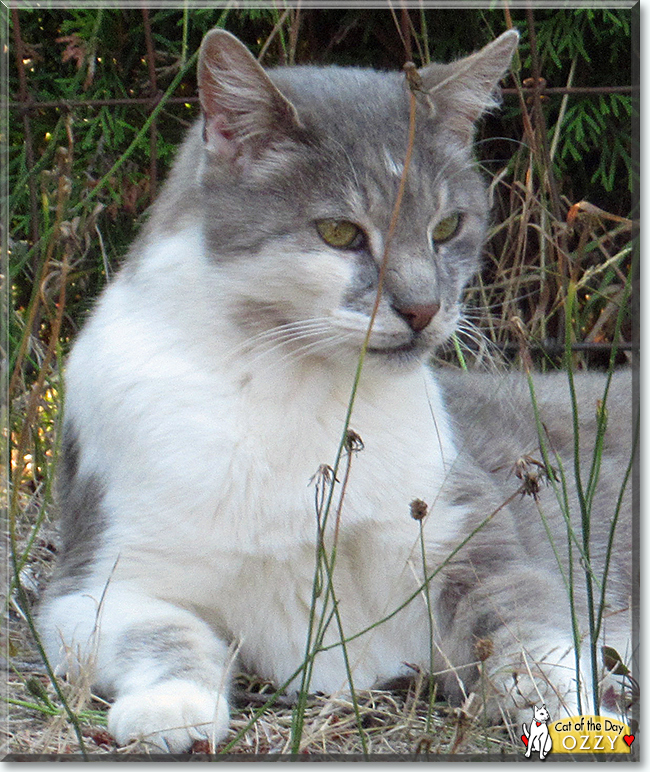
[
  {"xmin": 623, "ymin": 735, "xmax": 634, "ymax": 747},
  {"xmin": 521, "ymin": 735, "xmax": 529, "ymax": 747}
]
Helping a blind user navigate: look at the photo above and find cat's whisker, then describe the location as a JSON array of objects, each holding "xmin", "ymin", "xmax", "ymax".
[
  {"xmin": 271, "ymin": 330, "xmax": 356, "ymax": 369},
  {"xmin": 243, "ymin": 335, "xmax": 319, "ymax": 369},
  {"xmin": 252, "ymin": 322, "xmax": 336, "ymax": 349},
  {"xmin": 455, "ymin": 318, "xmax": 493, "ymax": 346},
  {"xmin": 452, "ymin": 318, "xmax": 510, "ymax": 369},
  {"xmin": 224, "ymin": 318, "xmax": 335, "ymax": 361},
  {"xmin": 428, "ymin": 146, "xmax": 488, "ymax": 194},
  {"xmin": 261, "ymin": 336, "xmax": 328, "ymax": 371},
  {"xmin": 245, "ymin": 323, "xmax": 333, "ymax": 354},
  {"xmin": 474, "ymin": 134, "xmax": 531, "ymax": 154},
  {"xmin": 243, "ymin": 325, "xmax": 342, "ymax": 369},
  {"xmin": 436, "ymin": 137, "xmax": 528, "ymax": 191},
  {"xmin": 452, "ymin": 328, "xmax": 485, "ymax": 354},
  {"xmin": 247, "ymin": 317, "xmax": 335, "ymax": 344},
  {"xmin": 236, "ymin": 317, "xmax": 333, "ymax": 346},
  {"xmin": 462, "ymin": 286, "xmax": 549, "ymax": 319}
]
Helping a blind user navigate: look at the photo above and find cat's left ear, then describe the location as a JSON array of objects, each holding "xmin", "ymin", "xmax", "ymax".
[
  {"xmin": 419, "ymin": 30, "xmax": 519, "ymax": 143},
  {"xmin": 197, "ymin": 29, "xmax": 302, "ymax": 163}
]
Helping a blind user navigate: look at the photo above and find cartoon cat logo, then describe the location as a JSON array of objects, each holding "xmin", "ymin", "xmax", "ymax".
[{"xmin": 521, "ymin": 704, "xmax": 553, "ymax": 759}]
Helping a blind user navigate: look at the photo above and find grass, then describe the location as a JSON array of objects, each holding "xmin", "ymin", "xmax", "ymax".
[
  {"xmin": 5, "ymin": 653, "xmax": 519, "ymax": 757},
  {"xmin": 5, "ymin": 6, "xmax": 636, "ymax": 760}
]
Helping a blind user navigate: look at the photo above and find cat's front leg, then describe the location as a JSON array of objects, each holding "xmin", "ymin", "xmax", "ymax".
[{"xmin": 39, "ymin": 586, "xmax": 232, "ymax": 753}]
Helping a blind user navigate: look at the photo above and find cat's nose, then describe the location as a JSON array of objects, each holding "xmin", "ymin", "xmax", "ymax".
[{"xmin": 394, "ymin": 303, "xmax": 440, "ymax": 332}]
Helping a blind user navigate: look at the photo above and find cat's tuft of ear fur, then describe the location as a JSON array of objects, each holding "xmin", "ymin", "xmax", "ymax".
[
  {"xmin": 198, "ymin": 28, "xmax": 302, "ymax": 162},
  {"xmin": 420, "ymin": 29, "xmax": 519, "ymax": 143}
]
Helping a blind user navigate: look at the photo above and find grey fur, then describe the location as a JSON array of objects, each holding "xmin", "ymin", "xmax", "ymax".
[
  {"xmin": 45, "ymin": 423, "xmax": 106, "ymax": 598},
  {"xmin": 142, "ymin": 58, "xmax": 490, "ymax": 328},
  {"xmin": 434, "ymin": 369, "xmax": 636, "ymax": 708},
  {"xmin": 115, "ymin": 622, "xmax": 228, "ymax": 690}
]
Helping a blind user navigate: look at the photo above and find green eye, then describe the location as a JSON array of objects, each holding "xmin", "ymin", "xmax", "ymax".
[
  {"xmin": 431, "ymin": 213, "xmax": 461, "ymax": 244},
  {"xmin": 316, "ymin": 219, "xmax": 364, "ymax": 250}
]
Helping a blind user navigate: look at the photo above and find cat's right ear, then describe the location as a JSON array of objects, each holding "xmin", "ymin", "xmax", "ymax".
[
  {"xmin": 419, "ymin": 29, "xmax": 519, "ymax": 143},
  {"xmin": 197, "ymin": 29, "xmax": 302, "ymax": 164}
]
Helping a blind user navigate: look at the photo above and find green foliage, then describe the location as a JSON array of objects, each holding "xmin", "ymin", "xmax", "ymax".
[
  {"xmin": 516, "ymin": 8, "xmax": 633, "ymax": 204},
  {"xmin": 532, "ymin": 7, "xmax": 630, "ymax": 69},
  {"xmin": 557, "ymin": 95, "xmax": 633, "ymax": 192}
]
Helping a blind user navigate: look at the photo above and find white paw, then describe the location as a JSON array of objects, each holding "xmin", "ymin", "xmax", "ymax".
[{"xmin": 108, "ymin": 680, "xmax": 230, "ymax": 753}]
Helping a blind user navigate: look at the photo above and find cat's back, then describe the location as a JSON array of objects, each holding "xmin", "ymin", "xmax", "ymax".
[
  {"xmin": 437, "ymin": 367, "xmax": 634, "ymax": 608},
  {"xmin": 437, "ymin": 367, "xmax": 633, "ymax": 472}
]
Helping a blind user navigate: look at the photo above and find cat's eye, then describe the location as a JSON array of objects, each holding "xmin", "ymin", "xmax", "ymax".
[
  {"xmin": 431, "ymin": 213, "xmax": 461, "ymax": 245},
  {"xmin": 316, "ymin": 219, "xmax": 365, "ymax": 250}
]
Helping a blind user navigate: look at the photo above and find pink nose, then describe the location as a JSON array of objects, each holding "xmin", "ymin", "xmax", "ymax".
[{"xmin": 394, "ymin": 303, "xmax": 440, "ymax": 332}]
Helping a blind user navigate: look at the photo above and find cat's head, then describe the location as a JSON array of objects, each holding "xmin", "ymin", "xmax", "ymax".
[
  {"xmin": 191, "ymin": 29, "xmax": 518, "ymax": 367},
  {"xmin": 533, "ymin": 704, "xmax": 550, "ymax": 722}
]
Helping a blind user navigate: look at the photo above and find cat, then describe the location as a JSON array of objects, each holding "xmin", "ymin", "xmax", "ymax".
[
  {"xmin": 522, "ymin": 704, "xmax": 552, "ymax": 759},
  {"xmin": 37, "ymin": 27, "xmax": 635, "ymax": 754}
]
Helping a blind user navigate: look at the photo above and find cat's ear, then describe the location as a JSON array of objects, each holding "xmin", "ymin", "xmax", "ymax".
[
  {"xmin": 197, "ymin": 29, "xmax": 302, "ymax": 162},
  {"xmin": 420, "ymin": 30, "xmax": 519, "ymax": 143}
]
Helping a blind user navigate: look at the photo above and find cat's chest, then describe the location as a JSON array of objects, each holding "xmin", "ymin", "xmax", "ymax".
[
  {"xmin": 133, "ymin": 361, "xmax": 460, "ymax": 606},
  {"xmin": 209, "ymin": 363, "xmax": 456, "ymax": 549}
]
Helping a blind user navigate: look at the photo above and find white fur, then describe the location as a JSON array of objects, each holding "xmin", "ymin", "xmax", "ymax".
[
  {"xmin": 109, "ymin": 680, "xmax": 229, "ymax": 753},
  {"xmin": 382, "ymin": 146, "xmax": 404, "ymax": 178},
  {"xmin": 39, "ymin": 227, "xmax": 469, "ymax": 749}
]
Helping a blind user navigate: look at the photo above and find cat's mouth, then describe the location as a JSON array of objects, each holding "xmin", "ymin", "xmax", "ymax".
[{"xmin": 366, "ymin": 336, "xmax": 429, "ymax": 360}]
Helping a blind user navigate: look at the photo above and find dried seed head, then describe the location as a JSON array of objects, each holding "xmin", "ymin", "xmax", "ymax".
[
  {"xmin": 410, "ymin": 498, "xmax": 428, "ymax": 521},
  {"xmin": 191, "ymin": 739, "xmax": 212, "ymax": 754},
  {"xmin": 596, "ymin": 399, "xmax": 609, "ymax": 430},
  {"xmin": 513, "ymin": 454, "xmax": 558, "ymax": 500},
  {"xmin": 403, "ymin": 61, "xmax": 423, "ymax": 92},
  {"xmin": 345, "ymin": 430, "xmax": 364, "ymax": 453},
  {"xmin": 309, "ymin": 464, "xmax": 337, "ymax": 486},
  {"xmin": 474, "ymin": 637, "xmax": 494, "ymax": 662}
]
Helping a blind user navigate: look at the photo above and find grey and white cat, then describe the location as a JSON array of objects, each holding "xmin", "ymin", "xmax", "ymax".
[{"xmin": 38, "ymin": 28, "xmax": 634, "ymax": 753}]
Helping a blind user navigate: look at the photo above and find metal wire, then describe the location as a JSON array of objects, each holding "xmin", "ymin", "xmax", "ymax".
[{"xmin": 7, "ymin": 84, "xmax": 637, "ymax": 115}]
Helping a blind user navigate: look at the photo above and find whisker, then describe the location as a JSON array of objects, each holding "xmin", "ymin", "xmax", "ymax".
[
  {"xmin": 224, "ymin": 318, "xmax": 335, "ymax": 361},
  {"xmin": 242, "ymin": 321, "xmax": 353, "ymax": 369},
  {"xmin": 246, "ymin": 318, "xmax": 335, "ymax": 346},
  {"xmin": 456, "ymin": 318, "xmax": 495, "ymax": 345},
  {"xmin": 244, "ymin": 330, "xmax": 329, "ymax": 368},
  {"xmin": 271, "ymin": 331, "xmax": 356, "ymax": 370},
  {"xmin": 474, "ymin": 135, "xmax": 531, "ymax": 154},
  {"xmin": 463, "ymin": 284, "xmax": 547, "ymax": 312},
  {"xmin": 447, "ymin": 317, "xmax": 510, "ymax": 370},
  {"xmin": 247, "ymin": 325, "xmax": 332, "ymax": 354}
]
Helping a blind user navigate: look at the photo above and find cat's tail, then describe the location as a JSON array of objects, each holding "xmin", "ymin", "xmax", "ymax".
[{"xmin": 522, "ymin": 723, "xmax": 529, "ymax": 738}]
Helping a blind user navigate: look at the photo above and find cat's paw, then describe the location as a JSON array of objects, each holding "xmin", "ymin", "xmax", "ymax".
[
  {"xmin": 108, "ymin": 680, "xmax": 229, "ymax": 753},
  {"xmin": 484, "ymin": 665, "xmax": 579, "ymax": 725}
]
